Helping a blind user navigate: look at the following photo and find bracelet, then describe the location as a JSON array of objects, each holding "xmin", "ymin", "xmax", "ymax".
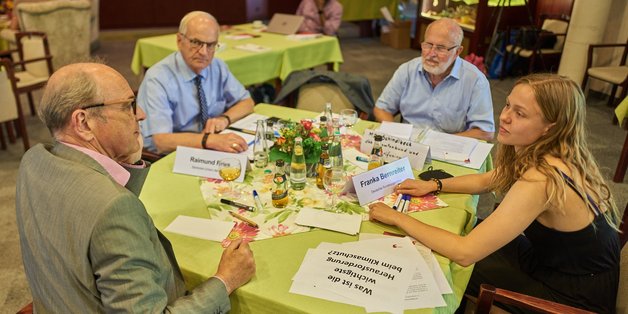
[
  {"xmin": 431, "ymin": 178, "xmax": 442, "ymax": 195},
  {"xmin": 219, "ymin": 114, "xmax": 231, "ymax": 125},
  {"xmin": 201, "ymin": 132, "xmax": 210, "ymax": 149}
]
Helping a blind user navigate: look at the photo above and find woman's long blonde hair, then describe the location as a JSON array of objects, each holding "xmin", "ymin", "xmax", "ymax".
[{"xmin": 490, "ymin": 73, "xmax": 619, "ymax": 229}]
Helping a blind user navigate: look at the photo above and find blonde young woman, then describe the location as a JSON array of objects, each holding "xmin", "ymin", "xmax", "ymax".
[{"xmin": 369, "ymin": 74, "xmax": 621, "ymax": 313}]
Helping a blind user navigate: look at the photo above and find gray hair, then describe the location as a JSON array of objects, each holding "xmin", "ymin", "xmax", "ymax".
[
  {"xmin": 426, "ymin": 18, "xmax": 463, "ymax": 46},
  {"xmin": 179, "ymin": 11, "xmax": 218, "ymax": 35},
  {"xmin": 38, "ymin": 70, "xmax": 98, "ymax": 133}
]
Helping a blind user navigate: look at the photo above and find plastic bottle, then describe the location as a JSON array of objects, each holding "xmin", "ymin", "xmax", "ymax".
[
  {"xmin": 289, "ymin": 137, "xmax": 306, "ymax": 190},
  {"xmin": 272, "ymin": 159, "xmax": 289, "ymax": 208},
  {"xmin": 253, "ymin": 119, "xmax": 268, "ymax": 168},
  {"xmin": 368, "ymin": 134, "xmax": 384, "ymax": 170},
  {"xmin": 316, "ymin": 143, "xmax": 330, "ymax": 189}
]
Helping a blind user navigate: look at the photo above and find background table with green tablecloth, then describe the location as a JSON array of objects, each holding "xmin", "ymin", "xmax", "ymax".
[
  {"xmin": 140, "ymin": 104, "xmax": 487, "ymax": 313},
  {"xmin": 337, "ymin": 0, "xmax": 397, "ymax": 21},
  {"xmin": 130, "ymin": 24, "xmax": 343, "ymax": 86}
]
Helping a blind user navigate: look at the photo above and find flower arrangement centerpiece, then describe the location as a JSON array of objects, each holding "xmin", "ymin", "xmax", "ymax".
[{"xmin": 270, "ymin": 119, "xmax": 323, "ymax": 165}]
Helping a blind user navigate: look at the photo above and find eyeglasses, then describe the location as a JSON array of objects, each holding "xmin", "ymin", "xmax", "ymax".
[
  {"xmin": 420, "ymin": 42, "xmax": 459, "ymax": 56},
  {"xmin": 82, "ymin": 99, "xmax": 137, "ymax": 115},
  {"xmin": 179, "ymin": 33, "xmax": 219, "ymax": 51}
]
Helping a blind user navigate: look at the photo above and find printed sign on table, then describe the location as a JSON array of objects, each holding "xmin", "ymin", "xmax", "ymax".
[
  {"xmin": 173, "ymin": 146, "xmax": 247, "ymax": 182},
  {"xmin": 360, "ymin": 129, "xmax": 430, "ymax": 170},
  {"xmin": 352, "ymin": 157, "xmax": 414, "ymax": 205}
]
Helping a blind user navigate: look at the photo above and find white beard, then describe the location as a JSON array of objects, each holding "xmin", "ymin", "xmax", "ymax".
[{"xmin": 422, "ymin": 57, "xmax": 449, "ymax": 76}]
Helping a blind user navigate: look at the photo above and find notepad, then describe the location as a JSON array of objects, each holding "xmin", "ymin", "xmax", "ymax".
[
  {"xmin": 295, "ymin": 208, "xmax": 362, "ymax": 235},
  {"xmin": 164, "ymin": 215, "xmax": 235, "ymax": 242}
]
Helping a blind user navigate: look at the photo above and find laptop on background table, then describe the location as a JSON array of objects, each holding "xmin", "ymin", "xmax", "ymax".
[{"xmin": 266, "ymin": 13, "xmax": 304, "ymax": 35}]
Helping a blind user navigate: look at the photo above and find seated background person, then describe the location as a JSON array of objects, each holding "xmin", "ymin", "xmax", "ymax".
[
  {"xmin": 296, "ymin": 0, "xmax": 343, "ymax": 35},
  {"xmin": 138, "ymin": 11, "xmax": 254, "ymax": 155},
  {"xmin": 370, "ymin": 74, "xmax": 620, "ymax": 313},
  {"xmin": 374, "ymin": 18, "xmax": 494, "ymax": 141},
  {"xmin": 16, "ymin": 62, "xmax": 255, "ymax": 312}
]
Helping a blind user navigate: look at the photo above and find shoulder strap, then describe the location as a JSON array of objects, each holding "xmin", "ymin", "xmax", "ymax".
[{"xmin": 556, "ymin": 168, "xmax": 601, "ymax": 216}]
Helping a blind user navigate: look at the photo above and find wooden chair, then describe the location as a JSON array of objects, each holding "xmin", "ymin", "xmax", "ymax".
[
  {"xmin": 581, "ymin": 38, "xmax": 628, "ymax": 109},
  {"xmin": 0, "ymin": 58, "xmax": 30, "ymax": 152},
  {"xmin": 503, "ymin": 15, "xmax": 570, "ymax": 75},
  {"xmin": 473, "ymin": 203, "xmax": 628, "ymax": 314},
  {"xmin": 13, "ymin": 31, "xmax": 54, "ymax": 116}
]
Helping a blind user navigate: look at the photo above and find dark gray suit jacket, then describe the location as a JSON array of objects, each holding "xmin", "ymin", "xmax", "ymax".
[{"xmin": 16, "ymin": 143, "xmax": 230, "ymax": 313}]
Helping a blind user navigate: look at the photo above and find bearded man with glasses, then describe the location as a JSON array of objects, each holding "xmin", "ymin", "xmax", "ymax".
[
  {"xmin": 138, "ymin": 11, "xmax": 254, "ymax": 155},
  {"xmin": 374, "ymin": 18, "xmax": 495, "ymax": 141}
]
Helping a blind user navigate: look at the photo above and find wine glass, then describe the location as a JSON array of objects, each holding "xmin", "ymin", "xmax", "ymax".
[
  {"xmin": 218, "ymin": 157, "xmax": 242, "ymax": 198},
  {"xmin": 340, "ymin": 109, "xmax": 358, "ymax": 133},
  {"xmin": 323, "ymin": 168, "xmax": 347, "ymax": 212}
]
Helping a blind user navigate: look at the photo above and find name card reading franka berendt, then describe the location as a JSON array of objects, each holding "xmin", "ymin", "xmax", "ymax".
[
  {"xmin": 352, "ymin": 157, "xmax": 414, "ymax": 205},
  {"xmin": 172, "ymin": 146, "xmax": 247, "ymax": 182}
]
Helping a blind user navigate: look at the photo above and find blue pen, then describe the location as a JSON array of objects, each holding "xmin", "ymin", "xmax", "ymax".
[
  {"xmin": 252, "ymin": 190, "xmax": 264, "ymax": 211},
  {"xmin": 356, "ymin": 156, "xmax": 369, "ymax": 162},
  {"xmin": 401, "ymin": 195, "xmax": 410, "ymax": 213}
]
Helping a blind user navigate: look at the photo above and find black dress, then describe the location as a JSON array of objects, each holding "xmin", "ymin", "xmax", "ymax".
[{"xmin": 464, "ymin": 171, "xmax": 620, "ymax": 313}]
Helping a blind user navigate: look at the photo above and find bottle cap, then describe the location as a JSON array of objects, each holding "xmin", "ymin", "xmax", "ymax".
[
  {"xmin": 276, "ymin": 159, "xmax": 285, "ymax": 166},
  {"xmin": 374, "ymin": 134, "xmax": 383, "ymax": 141},
  {"xmin": 320, "ymin": 116, "xmax": 327, "ymax": 122},
  {"xmin": 321, "ymin": 143, "xmax": 329, "ymax": 150}
]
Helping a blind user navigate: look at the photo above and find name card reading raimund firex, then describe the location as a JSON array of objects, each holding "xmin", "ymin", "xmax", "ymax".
[
  {"xmin": 172, "ymin": 146, "xmax": 247, "ymax": 182},
  {"xmin": 352, "ymin": 157, "xmax": 414, "ymax": 206}
]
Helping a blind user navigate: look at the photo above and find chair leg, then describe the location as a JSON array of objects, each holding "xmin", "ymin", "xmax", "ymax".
[
  {"xmin": 14, "ymin": 97, "xmax": 30, "ymax": 151},
  {"xmin": 613, "ymin": 130, "xmax": 628, "ymax": 183},
  {"xmin": 608, "ymin": 85, "xmax": 618, "ymax": 107},
  {"xmin": 27, "ymin": 92, "xmax": 36, "ymax": 116},
  {"xmin": 0, "ymin": 124, "xmax": 6, "ymax": 150},
  {"xmin": 5, "ymin": 121, "xmax": 16, "ymax": 143}
]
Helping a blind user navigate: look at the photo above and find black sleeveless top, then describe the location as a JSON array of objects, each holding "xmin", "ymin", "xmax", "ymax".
[{"xmin": 522, "ymin": 170, "xmax": 620, "ymax": 313}]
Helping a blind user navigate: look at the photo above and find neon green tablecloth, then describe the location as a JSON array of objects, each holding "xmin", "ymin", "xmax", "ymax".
[
  {"xmin": 616, "ymin": 96, "xmax": 628, "ymax": 126},
  {"xmin": 140, "ymin": 104, "xmax": 483, "ymax": 313},
  {"xmin": 130, "ymin": 25, "xmax": 343, "ymax": 86},
  {"xmin": 338, "ymin": 0, "xmax": 398, "ymax": 21}
]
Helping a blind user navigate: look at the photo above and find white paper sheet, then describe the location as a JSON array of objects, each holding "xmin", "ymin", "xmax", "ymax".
[
  {"xmin": 234, "ymin": 43, "xmax": 271, "ymax": 53},
  {"xmin": 229, "ymin": 113, "xmax": 269, "ymax": 132},
  {"xmin": 164, "ymin": 215, "xmax": 235, "ymax": 242},
  {"xmin": 343, "ymin": 147, "xmax": 369, "ymax": 170},
  {"xmin": 420, "ymin": 130, "xmax": 493, "ymax": 169},
  {"xmin": 294, "ymin": 208, "xmax": 362, "ymax": 235},
  {"xmin": 378, "ymin": 121, "xmax": 413, "ymax": 140}
]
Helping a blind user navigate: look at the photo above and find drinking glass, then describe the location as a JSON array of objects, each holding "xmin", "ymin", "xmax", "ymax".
[
  {"xmin": 323, "ymin": 168, "xmax": 347, "ymax": 212},
  {"xmin": 218, "ymin": 157, "xmax": 242, "ymax": 198},
  {"xmin": 340, "ymin": 109, "xmax": 358, "ymax": 133}
]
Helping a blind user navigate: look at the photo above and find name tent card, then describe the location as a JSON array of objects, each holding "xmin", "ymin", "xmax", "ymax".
[
  {"xmin": 352, "ymin": 157, "xmax": 414, "ymax": 206},
  {"xmin": 360, "ymin": 129, "xmax": 430, "ymax": 170},
  {"xmin": 173, "ymin": 146, "xmax": 247, "ymax": 182}
]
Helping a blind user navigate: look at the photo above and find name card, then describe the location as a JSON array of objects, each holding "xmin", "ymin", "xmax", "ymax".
[
  {"xmin": 173, "ymin": 146, "xmax": 247, "ymax": 182},
  {"xmin": 360, "ymin": 129, "xmax": 430, "ymax": 170},
  {"xmin": 352, "ymin": 157, "xmax": 414, "ymax": 206}
]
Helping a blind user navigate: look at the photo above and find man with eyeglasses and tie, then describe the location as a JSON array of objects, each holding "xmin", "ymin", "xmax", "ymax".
[
  {"xmin": 16, "ymin": 62, "xmax": 255, "ymax": 312},
  {"xmin": 138, "ymin": 11, "xmax": 254, "ymax": 155},
  {"xmin": 374, "ymin": 18, "xmax": 494, "ymax": 141}
]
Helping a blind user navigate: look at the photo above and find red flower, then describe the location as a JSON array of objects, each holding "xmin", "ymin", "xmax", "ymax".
[{"xmin": 301, "ymin": 119, "xmax": 313, "ymax": 131}]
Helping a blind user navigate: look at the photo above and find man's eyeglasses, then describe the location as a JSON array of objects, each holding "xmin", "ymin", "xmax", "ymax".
[
  {"xmin": 82, "ymin": 99, "xmax": 137, "ymax": 115},
  {"xmin": 180, "ymin": 33, "xmax": 219, "ymax": 51},
  {"xmin": 420, "ymin": 42, "xmax": 459, "ymax": 56}
]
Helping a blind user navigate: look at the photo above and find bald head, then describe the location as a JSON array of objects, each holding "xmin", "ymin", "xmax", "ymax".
[
  {"xmin": 425, "ymin": 18, "xmax": 463, "ymax": 46},
  {"xmin": 39, "ymin": 63, "xmax": 129, "ymax": 134},
  {"xmin": 178, "ymin": 11, "xmax": 219, "ymax": 35}
]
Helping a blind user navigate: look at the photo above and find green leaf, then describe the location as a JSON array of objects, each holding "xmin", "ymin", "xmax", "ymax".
[
  {"xmin": 277, "ymin": 210, "xmax": 292, "ymax": 223},
  {"xmin": 264, "ymin": 209, "xmax": 286, "ymax": 223}
]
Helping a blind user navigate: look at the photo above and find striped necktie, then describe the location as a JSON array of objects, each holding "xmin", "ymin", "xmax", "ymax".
[{"xmin": 194, "ymin": 75, "xmax": 209, "ymax": 132}]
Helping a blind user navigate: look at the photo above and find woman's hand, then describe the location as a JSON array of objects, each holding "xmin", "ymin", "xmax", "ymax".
[
  {"xmin": 394, "ymin": 179, "xmax": 437, "ymax": 197},
  {"xmin": 368, "ymin": 202, "xmax": 404, "ymax": 226}
]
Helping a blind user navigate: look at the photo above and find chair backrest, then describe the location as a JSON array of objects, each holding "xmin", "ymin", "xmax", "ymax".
[
  {"xmin": 0, "ymin": 59, "xmax": 19, "ymax": 124},
  {"xmin": 297, "ymin": 83, "xmax": 355, "ymax": 114},
  {"xmin": 16, "ymin": 0, "xmax": 91, "ymax": 69},
  {"xmin": 15, "ymin": 31, "xmax": 53, "ymax": 78},
  {"xmin": 541, "ymin": 18, "xmax": 569, "ymax": 51}
]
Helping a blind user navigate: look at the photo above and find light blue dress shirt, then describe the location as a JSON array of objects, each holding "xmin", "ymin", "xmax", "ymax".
[
  {"xmin": 376, "ymin": 57, "xmax": 495, "ymax": 134},
  {"xmin": 138, "ymin": 52, "xmax": 251, "ymax": 152}
]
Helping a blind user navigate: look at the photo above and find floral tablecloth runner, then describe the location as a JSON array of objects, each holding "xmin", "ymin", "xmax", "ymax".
[{"xmin": 199, "ymin": 133, "xmax": 448, "ymax": 247}]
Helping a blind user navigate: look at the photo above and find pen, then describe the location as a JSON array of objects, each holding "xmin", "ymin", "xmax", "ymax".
[
  {"xmin": 252, "ymin": 190, "xmax": 264, "ymax": 211},
  {"xmin": 220, "ymin": 199, "xmax": 255, "ymax": 212},
  {"xmin": 227, "ymin": 127, "xmax": 256, "ymax": 135},
  {"xmin": 229, "ymin": 211, "xmax": 259, "ymax": 228},
  {"xmin": 398, "ymin": 195, "xmax": 407, "ymax": 213},
  {"xmin": 392, "ymin": 194, "xmax": 403, "ymax": 210},
  {"xmin": 356, "ymin": 156, "xmax": 368, "ymax": 162},
  {"xmin": 401, "ymin": 195, "xmax": 410, "ymax": 213}
]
